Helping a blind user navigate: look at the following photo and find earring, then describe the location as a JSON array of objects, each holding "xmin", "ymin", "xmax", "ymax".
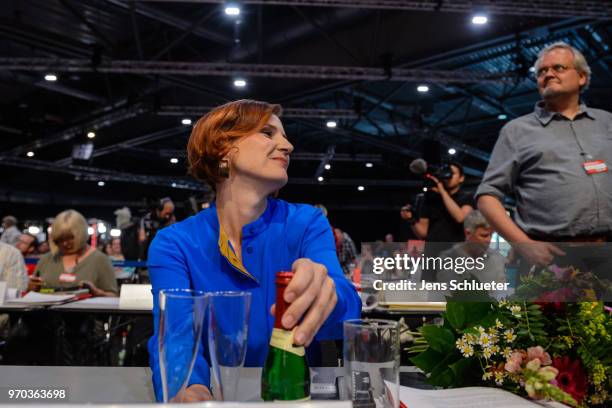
[{"xmin": 218, "ymin": 159, "xmax": 230, "ymax": 178}]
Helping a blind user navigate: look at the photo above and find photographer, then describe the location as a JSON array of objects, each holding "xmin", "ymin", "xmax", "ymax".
[{"xmin": 409, "ymin": 161, "xmax": 474, "ymax": 259}]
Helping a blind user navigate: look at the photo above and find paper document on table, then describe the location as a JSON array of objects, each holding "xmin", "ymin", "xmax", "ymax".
[
  {"xmin": 6, "ymin": 291, "xmax": 75, "ymax": 304},
  {"xmin": 399, "ymin": 386, "xmax": 568, "ymax": 408},
  {"xmin": 71, "ymin": 297, "xmax": 119, "ymax": 306}
]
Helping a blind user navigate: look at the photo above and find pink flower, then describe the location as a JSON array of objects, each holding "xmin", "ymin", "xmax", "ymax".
[
  {"xmin": 527, "ymin": 346, "xmax": 552, "ymax": 366},
  {"xmin": 549, "ymin": 265, "xmax": 572, "ymax": 281},
  {"xmin": 504, "ymin": 351, "xmax": 524, "ymax": 373}
]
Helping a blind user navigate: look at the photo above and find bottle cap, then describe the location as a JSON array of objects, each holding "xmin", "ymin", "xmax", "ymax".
[{"xmin": 275, "ymin": 271, "xmax": 293, "ymax": 286}]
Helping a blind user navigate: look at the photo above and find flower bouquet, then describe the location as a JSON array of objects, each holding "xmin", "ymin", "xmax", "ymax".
[{"xmin": 409, "ymin": 274, "xmax": 611, "ymax": 407}]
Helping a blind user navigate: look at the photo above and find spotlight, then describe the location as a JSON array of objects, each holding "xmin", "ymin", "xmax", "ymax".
[
  {"xmin": 324, "ymin": 164, "xmax": 331, "ymax": 170},
  {"xmin": 171, "ymin": 182, "xmax": 177, "ymax": 188},
  {"xmin": 326, "ymin": 121, "xmax": 337, "ymax": 128},
  {"xmin": 44, "ymin": 74, "xmax": 57, "ymax": 82},
  {"xmin": 110, "ymin": 228, "xmax": 121, "ymax": 237},
  {"xmin": 448, "ymin": 148, "xmax": 457, "ymax": 155},
  {"xmin": 87, "ymin": 227, "xmax": 94, "ymax": 235},
  {"xmin": 26, "ymin": 151, "xmax": 35, "ymax": 157},
  {"xmin": 233, "ymin": 79, "xmax": 247, "ymax": 88},
  {"xmin": 170, "ymin": 158, "xmax": 179, "ymax": 164},
  {"xmin": 181, "ymin": 118, "xmax": 192, "ymax": 125},
  {"xmin": 28, "ymin": 226, "xmax": 40, "ymax": 235},
  {"xmin": 357, "ymin": 186, "xmax": 365, "ymax": 191},
  {"xmin": 423, "ymin": 187, "xmax": 428, "ymax": 192},
  {"xmin": 317, "ymin": 176, "xmax": 324, "ymax": 182},
  {"xmin": 98, "ymin": 181, "xmax": 105, "ymax": 187},
  {"xmin": 97, "ymin": 223, "xmax": 107, "ymax": 234},
  {"xmin": 472, "ymin": 15, "xmax": 488, "ymax": 25},
  {"xmin": 224, "ymin": 6, "xmax": 240, "ymax": 16},
  {"xmin": 417, "ymin": 85, "xmax": 429, "ymax": 93},
  {"xmin": 365, "ymin": 162, "xmax": 373, "ymax": 168}
]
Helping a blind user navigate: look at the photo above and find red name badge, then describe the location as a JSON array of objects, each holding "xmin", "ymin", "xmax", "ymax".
[
  {"xmin": 59, "ymin": 273, "xmax": 77, "ymax": 283},
  {"xmin": 582, "ymin": 160, "xmax": 608, "ymax": 175}
]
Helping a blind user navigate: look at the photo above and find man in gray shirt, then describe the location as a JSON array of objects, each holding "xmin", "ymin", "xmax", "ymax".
[{"xmin": 477, "ymin": 42, "xmax": 612, "ymax": 266}]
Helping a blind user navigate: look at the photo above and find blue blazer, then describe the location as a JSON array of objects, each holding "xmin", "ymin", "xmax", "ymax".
[{"xmin": 147, "ymin": 198, "xmax": 361, "ymax": 401}]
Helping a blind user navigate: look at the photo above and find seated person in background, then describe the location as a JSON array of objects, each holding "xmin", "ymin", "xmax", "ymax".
[
  {"xmin": 15, "ymin": 233, "xmax": 38, "ymax": 275},
  {"xmin": 36, "ymin": 240, "xmax": 50, "ymax": 255},
  {"xmin": 1, "ymin": 215, "xmax": 21, "ymax": 245},
  {"xmin": 109, "ymin": 237, "xmax": 136, "ymax": 280},
  {"xmin": 437, "ymin": 210, "xmax": 508, "ymax": 296},
  {"xmin": 0, "ymin": 241, "xmax": 27, "ymax": 292},
  {"xmin": 334, "ymin": 227, "xmax": 358, "ymax": 277},
  {"xmin": 28, "ymin": 209, "xmax": 118, "ymax": 297},
  {"xmin": 148, "ymin": 99, "xmax": 361, "ymax": 402}
]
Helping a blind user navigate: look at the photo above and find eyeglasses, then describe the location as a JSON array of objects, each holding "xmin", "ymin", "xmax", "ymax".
[
  {"xmin": 536, "ymin": 64, "xmax": 575, "ymax": 78},
  {"xmin": 53, "ymin": 235, "xmax": 75, "ymax": 244}
]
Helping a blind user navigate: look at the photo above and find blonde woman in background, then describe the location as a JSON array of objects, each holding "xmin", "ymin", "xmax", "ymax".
[{"xmin": 28, "ymin": 209, "xmax": 118, "ymax": 297}]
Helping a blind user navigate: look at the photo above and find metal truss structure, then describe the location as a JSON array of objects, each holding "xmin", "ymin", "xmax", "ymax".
[
  {"xmin": 142, "ymin": 0, "xmax": 612, "ymax": 18},
  {"xmin": 1, "ymin": 156, "xmax": 204, "ymax": 191},
  {"xmin": 158, "ymin": 106, "xmax": 359, "ymax": 119},
  {"xmin": 0, "ymin": 58, "xmax": 509, "ymax": 84}
]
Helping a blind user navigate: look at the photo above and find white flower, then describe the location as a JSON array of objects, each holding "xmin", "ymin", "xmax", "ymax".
[
  {"xmin": 495, "ymin": 371, "xmax": 505, "ymax": 385},
  {"xmin": 460, "ymin": 344, "xmax": 474, "ymax": 357},
  {"xmin": 495, "ymin": 319, "xmax": 504, "ymax": 329},
  {"xmin": 504, "ymin": 329, "xmax": 517, "ymax": 343}
]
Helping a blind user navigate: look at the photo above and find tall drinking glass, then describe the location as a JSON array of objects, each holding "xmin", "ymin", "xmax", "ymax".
[
  {"xmin": 207, "ymin": 291, "xmax": 252, "ymax": 401},
  {"xmin": 158, "ymin": 289, "xmax": 207, "ymax": 403},
  {"xmin": 344, "ymin": 319, "xmax": 400, "ymax": 408}
]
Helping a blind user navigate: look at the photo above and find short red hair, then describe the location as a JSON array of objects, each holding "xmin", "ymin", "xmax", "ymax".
[{"xmin": 187, "ymin": 99, "xmax": 282, "ymax": 187}]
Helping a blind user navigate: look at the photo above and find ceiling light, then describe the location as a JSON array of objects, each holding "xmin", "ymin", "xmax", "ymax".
[
  {"xmin": 326, "ymin": 121, "xmax": 337, "ymax": 128},
  {"xmin": 423, "ymin": 187, "xmax": 428, "ymax": 192},
  {"xmin": 498, "ymin": 114, "xmax": 508, "ymax": 120},
  {"xmin": 448, "ymin": 148, "xmax": 457, "ymax": 155},
  {"xmin": 110, "ymin": 228, "xmax": 121, "ymax": 237},
  {"xmin": 87, "ymin": 131, "xmax": 96, "ymax": 139},
  {"xmin": 98, "ymin": 181, "xmax": 105, "ymax": 187},
  {"xmin": 181, "ymin": 118, "xmax": 192, "ymax": 125},
  {"xmin": 44, "ymin": 74, "xmax": 57, "ymax": 82},
  {"xmin": 28, "ymin": 226, "xmax": 40, "ymax": 235},
  {"xmin": 365, "ymin": 162, "xmax": 373, "ymax": 168},
  {"xmin": 417, "ymin": 85, "xmax": 429, "ymax": 93},
  {"xmin": 357, "ymin": 186, "xmax": 365, "ymax": 191},
  {"xmin": 234, "ymin": 79, "xmax": 247, "ymax": 88},
  {"xmin": 224, "ymin": 6, "xmax": 240, "ymax": 16},
  {"xmin": 26, "ymin": 151, "xmax": 34, "ymax": 157},
  {"xmin": 87, "ymin": 227, "xmax": 94, "ymax": 235},
  {"xmin": 170, "ymin": 158, "xmax": 179, "ymax": 164},
  {"xmin": 472, "ymin": 15, "xmax": 488, "ymax": 25},
  {"xmin": 324, "ymin": 164, "xmax": 331, "ymax": 170},
  {"xmin": 317, "ymin": 176, "xmax": 324, "ymax": 182},
  {"xmin": 97, "ymin": 223, "xmax": 107, "ymax": 234},
  {"xmin": 529, "ymin": 66, "xmax": 536, "ymax": 73},
  {"xmin": 171, "ymin": 182, "xmax": 177, "ymax": 188}
]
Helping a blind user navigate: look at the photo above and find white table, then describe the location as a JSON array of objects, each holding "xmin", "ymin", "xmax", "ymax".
[{"xmin": 0, "ymin": 366, "xmax": 351, "ymax": 407}]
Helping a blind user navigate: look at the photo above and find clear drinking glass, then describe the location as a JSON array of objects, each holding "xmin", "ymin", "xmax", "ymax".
[
  {"xmin": 158, "ymin": 289, "xmax": 207, "ymax": 403},
  {"xmin": 207, "ymin": 291, "xmax": 252, "ymax": 401},
  {"xmin": 344, "ymin": 319, "xmax": 400, "ymax": 408}
]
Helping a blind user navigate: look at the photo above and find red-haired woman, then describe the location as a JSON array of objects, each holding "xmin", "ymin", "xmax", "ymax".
[{"xmin": 147, "ymin": 99, "xmax": 361, "ymax": 402}]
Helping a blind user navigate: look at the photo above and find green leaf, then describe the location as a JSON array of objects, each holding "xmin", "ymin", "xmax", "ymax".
[
  {"xmin": 410, "ymin": 347, "xmax": 444, "ymax": 373},
  {"xmin": 429, "ymin": 366, "xmax": 456, "ymax": 388},
  {"xmin": 420, "ymin": 325, "xmax": 456, "ymax": 354},
  {"xmin": 449, "ymin": 358, "xmax": 477, "ymax": 387},
  {"xmin": 462, "ymin": 302, "xmax": 495, "ymax": 327},
  {"xmin": 445, "ymin": 302, "xmax": 466, "ymax": 329}
]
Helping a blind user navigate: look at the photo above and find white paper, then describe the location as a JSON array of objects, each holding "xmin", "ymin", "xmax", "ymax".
[
  {"xmin": 399, "ymin": 385, "xmax": 553, "ymax": 408},
  {"xmin": 70, "ymin": 297, "xmax": 120, "ymax": 306},
  {"xmin": 119, "ymin": 284, "xmax": 153, "ymax": 310},
  {"xmin": 6, "ymin": 291, "xmax": 74, "ymax": 304}
]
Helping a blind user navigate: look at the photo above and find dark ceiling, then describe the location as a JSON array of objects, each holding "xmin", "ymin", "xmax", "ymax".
[{"xmin": 1, "ymin": 0, "xmax": 612, "ymax": 241}]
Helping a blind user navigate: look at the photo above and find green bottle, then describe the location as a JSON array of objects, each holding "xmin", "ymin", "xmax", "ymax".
[{"xmin": 261, "ymin": 272, "xmax": 310, "ymax": 401}]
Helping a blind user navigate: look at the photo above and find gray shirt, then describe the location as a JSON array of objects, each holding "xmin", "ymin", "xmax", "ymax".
[
  {"xmin": 0, "ymin": 226, "xmax": 21, "ymax": 246},
  {"xmin": 476, "ymin": 102, "xmax": 612, "ymax": 237}
]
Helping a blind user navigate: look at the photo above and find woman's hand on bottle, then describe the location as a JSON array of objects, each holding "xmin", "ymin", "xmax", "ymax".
[
  {"xmin": 274, "ymin": 258, "xmax": 338, "ymax": 347},
  {"xmin": 27, "ymin": 276, "xmax": 43, "ymax": 292},
  {"xmin": 170, "ymin": 384, "xmax": 212, "ymax": 402}
]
